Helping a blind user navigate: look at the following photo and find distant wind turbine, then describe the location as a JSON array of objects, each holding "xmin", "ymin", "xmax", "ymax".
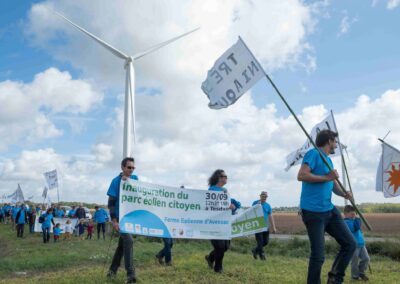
[{"xmin": 53, "ymin": 11, "xmax": 199, "ymax": 158}]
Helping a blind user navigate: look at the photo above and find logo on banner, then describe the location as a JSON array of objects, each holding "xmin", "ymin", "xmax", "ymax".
[{"xmin": 386, "ymin": 163, "xmax": 400, "ymax": 194}]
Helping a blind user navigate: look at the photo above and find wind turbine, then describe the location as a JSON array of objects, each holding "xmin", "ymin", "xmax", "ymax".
[{"xmin": 53, "ymin": 11, "xmax": 199, "ymax": 158}]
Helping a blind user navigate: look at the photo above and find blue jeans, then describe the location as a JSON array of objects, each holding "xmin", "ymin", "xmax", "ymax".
[
  {"xmin": 157, "ymin": 238, "xmax": 173, "ymax": 263},
  {"xmin": 302, "ymin": 207, "xmax": 356, "ymax": 284}
]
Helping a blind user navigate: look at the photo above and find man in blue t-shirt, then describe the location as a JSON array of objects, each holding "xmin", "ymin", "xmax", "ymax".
[
  {"xmin": 298, "ymin": 129, "xmax": 356, "ymax": 284},
  {"xmin": 106, "ymin": 157, "xmax": 138, "ymax": 284},
  {"xmin": 15, "ymin": 204, "xmax": 27, "ymax": 238},
  {"xmin": 251, "ymin": 191, "xmax": 276, "ymax": 260},
  {"xmin": 93, "ymin": 206, "xmax": 108, "ymax": 240}
]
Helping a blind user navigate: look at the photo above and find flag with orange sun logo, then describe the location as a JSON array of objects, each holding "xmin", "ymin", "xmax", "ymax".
[{"xmin": 376, "ymin": 141, "xmax": 400, "ymax": 198}]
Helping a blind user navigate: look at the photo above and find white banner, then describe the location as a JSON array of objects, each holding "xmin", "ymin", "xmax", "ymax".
[
  {"xmin": 231, "ymin": 204, "xmax": 267, "ymax": 238},
  {"xmin": 285, "ymin": 113, "xmax": 344, "ymax": 171},
  {"xmin": 201, "ymin": 37, "xmax": 263, "ymax": 109},
  {"xmin": 34, "ymin": 216, "xmax": 78, "ymax": 233},
  {"xmin": 119, "ymin": 180, "xmax": 232, "ymax": 239},
  {"xmin": 376, "ymin": 142, "xmax": 400, "ymax": 198},
  {"xmin": 43, "ymin": 169, "xmax": 58, "ymax": 190}
]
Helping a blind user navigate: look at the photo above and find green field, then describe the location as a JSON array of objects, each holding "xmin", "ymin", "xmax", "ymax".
[{"xmin": 1, "ymin": 225, "xmax": 399, "ymax": 283}]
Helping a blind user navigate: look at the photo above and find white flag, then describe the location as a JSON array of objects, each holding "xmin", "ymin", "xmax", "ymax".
[
  {"xmin": 375, "ymin": 142, "xmax": 400, "ymax": 198},
  {"xmin": 201, "ymin": 37, "xmax": 264, "ymax": 109},
  {"xmin": 43, "ymin": 169, "xmax": 58, "ymax": 190},
  {"xmin": 285, "ymin": 113, "xmax": 344, "ymax": 171},
  {"xmin": 42, "ymin": 187, "xmax": 48, "ymax": 199},
  {"xmin": 10, "ymin": 184, "xmax": 25, "ymax": 204}
]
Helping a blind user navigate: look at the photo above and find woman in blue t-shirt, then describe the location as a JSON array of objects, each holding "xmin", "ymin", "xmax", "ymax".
[{"xmin": 205, "ymin": 169, "xmax": 240, "ymax": 273}]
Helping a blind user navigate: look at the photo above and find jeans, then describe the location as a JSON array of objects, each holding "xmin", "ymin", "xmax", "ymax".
[
  {"xmin": 157, "ymin": 238, "xmax": 173, "ymax": 263},
  {"xmin": 254, "ymin": 230, "xmax": 270, "ymax": 257},
  {"xmin": 109, "ymin": 233, "xmax": 134, "ymax": 277},
  {"xmin": 97, "ymin": 222, "xmax": 106, "ymax": 239},
  {"xmin": 302, "ymin": 207, "xmax": 356, "ymax": 284},
  {"xmin": 351, "ymin": 246, "xmax": 370, "ymax": 278},
  {"xmin": 42, "ymin": 227, "xmax": 51, "ymax": 243},
  {"xmin": 29, "ymin": 222, "xmax": 35, "ymax": 233},
  {"xmin": 16, "ymin": 224, "xmax": 24, "ymax": 237},
  {"xmin": 208, "ymin": 240, "xmax": 230, "ymax": 272}
]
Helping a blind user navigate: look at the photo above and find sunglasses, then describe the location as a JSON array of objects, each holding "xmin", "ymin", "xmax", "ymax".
[
  {"xmin": 220, "ymin": 175, "xmax": 228, "ymax": 178},
  {"xmin": 126, "ymin": 166, "xmax": 135, "ymax": 170}
]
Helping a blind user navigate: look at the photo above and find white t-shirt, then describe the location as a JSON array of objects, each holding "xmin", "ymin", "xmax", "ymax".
[{"xmin": 64, "ymin": 224, "xmax": 73, "ymax": 233}]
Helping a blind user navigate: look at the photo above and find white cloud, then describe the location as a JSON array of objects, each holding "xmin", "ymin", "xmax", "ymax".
[
  {"xmin": 387, "ymin": 0, "xmax": 400, "ymax": 9},
  {"xmin": 0, "ymin": 68, "xmax": 102, "ymax": 151},
  {"xmin": 337, "ymin": 11, "xmax": 358, "ymax": 37}
]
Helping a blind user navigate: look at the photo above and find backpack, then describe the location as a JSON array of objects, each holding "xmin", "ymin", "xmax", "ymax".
[{"xmin": 38, "ymin": 215, "xmax": 45, "ymax": 223}]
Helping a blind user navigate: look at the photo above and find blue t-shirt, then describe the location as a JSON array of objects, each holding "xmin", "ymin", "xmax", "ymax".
[
  {"xmin": 252, "ymin": 200, "xmax": 272, "ymax": 227},
  {"xmin": 53, "ymin": 227, "xmax": 62, "ymax": 236},
  {"xmin": 16, "ymin": 209, "xmax": 26, "ymax": 224},
  {"xmin": 68, "ymin": 209, "xmax": 76, "ymax": 218},
  {"xmin": 344, "ymin": 218, "xmax": 365, "ymax": 247},
  {"xmin": 94, "ymin": 208, "xmax": 107, "ymax": 223},
  {"xmin": 107, "ymin": 174, "xmax": 138, "ymax": 219},
  {"xmin": 41, "ymin": 213, "xmax": 54, "ymax": 229},
  {"xmin": 300, "ymin": 148, "xmax": 334, "ymax": 212},
  {"xmin": 12, "ymin": 207, "xmax": 19, "ymax": 219},
  {"xmin": 55, "ymin": 209, "xmax": 65, "ymax": 218}
]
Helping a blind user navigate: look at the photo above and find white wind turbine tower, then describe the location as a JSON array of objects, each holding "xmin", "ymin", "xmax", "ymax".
[{"xmin": 53, "ymin": 11, "xmax": 198, "ymax": 158}]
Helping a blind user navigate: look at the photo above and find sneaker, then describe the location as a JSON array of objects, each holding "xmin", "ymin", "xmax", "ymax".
[
  {"xmin": 205, "ymin": 255, "xmax": 213, "ymax": 269},
  {"xmin": 352, "ymin": 277, "xmax": 360, "ymax": 281},
  {"xmin": 214, "ymin": 268, "xmax": 223, "ymax": 273},
  {"xmin": 106, "ymin": 270, "xmax": 116, "ymax": 278},
  {"xmin": 327, "ymin": 276, "xmax": 336, "ymax": 284},
  {"xmin": 166, "ymin": 261, "xmax": 173, "ymax": 266},
  {"xmin": 251, "ymin": 249, "xmax": 258, "ymax": 260},
  {"xmin": 260, "ymin": 254, "xmax": 266, "ymax": 261},
  {"xmin": 359, "ymin": 274, "xmax": 369, "ymax": 281},
  {"xmin": 155, "ymin": 254, "xmax": 164, "ymax": 265},
  {"xmin": 126, "ymin": 276, "xmax": 137, "ymax": 283}
]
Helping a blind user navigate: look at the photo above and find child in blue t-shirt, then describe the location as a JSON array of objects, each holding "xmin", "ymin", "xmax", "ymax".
[
  {"xmin": 53, "ymin": 223, "xmax": 62, "ymax": 242},
  {"xmin": 344, "ymin": 205, "xmax": 370, "ymax": 281}
]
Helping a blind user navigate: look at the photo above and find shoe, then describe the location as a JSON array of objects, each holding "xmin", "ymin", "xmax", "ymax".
[
  {"xmin": 359, "ymin": 274, "xmax": 369, "ymax": 281},
  {"xmin": 166, "ymin": 261, "xmax": 173, "ymax": 266},
  {"xmin": 155, "ymin": 254, "xmax": 164, "ymax": 265},
  {"xmin": 126, "ymin": 276, "xmax": 137, "ymax": 283},
  {"xmin": 214, "ymin": 268, "xmax": 223, "ymax": 273},
  {"xmin": 352, "ymin": 277, "xmax": 360, "ymax": 280},
  {"xmin": 260, "ymin": 254, "xmax": 266, "ymax": 261},
  {"xmin": 327, "ymin": 276, "xmax": 336, "ymax": 284},
  {"xmin": 251, "ymin": 249, "xmax": 258, "ymax": 259},
  {"xmin": 205, "ymin": 255, "xmax": 213, "ymax": 269},
  {"xmin": 106, "ymin": 270, "xmax": 116, "ymax": 278}
]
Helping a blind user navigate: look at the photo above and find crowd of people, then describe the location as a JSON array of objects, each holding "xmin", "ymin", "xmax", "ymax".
[
  {"xmin": 1, "ymin": 130, "xmax": 370, "ymax": 284},
  {"xmin": 0, "ymin": 202, "xmax": 110, "ymax": 243}
]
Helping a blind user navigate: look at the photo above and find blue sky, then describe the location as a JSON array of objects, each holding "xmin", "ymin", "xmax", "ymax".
[{"xmin": 0, "ymin": 0, "xmax": 399, "ymax": 206}]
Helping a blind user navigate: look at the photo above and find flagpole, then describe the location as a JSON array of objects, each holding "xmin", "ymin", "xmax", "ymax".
[
  {"xmin": 330, "ymin": 110, "xmax": 355, "ymax": 205},
  {"xmin": 238, "ymin": 37, "xmax": 372, "ymax": 230},
  {"xmin": 57, "ymin": 185, "xmax": 60, "ymax": 204}
]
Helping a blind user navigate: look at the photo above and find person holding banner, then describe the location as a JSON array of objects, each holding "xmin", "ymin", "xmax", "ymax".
[
  {"xmin": 106, "ymin": 157, "xmax": 138, "ymax": 284},
  {"xmin": 297, "ymin": 130, "xmax": 356, "ymax": 284},
  {"xmin": 205, "ymin": 169, "xmax": 240, "ymax": 273},
  {"xmin": 251, "ymin": 191, "xmax": 276, "ymax": 260}
]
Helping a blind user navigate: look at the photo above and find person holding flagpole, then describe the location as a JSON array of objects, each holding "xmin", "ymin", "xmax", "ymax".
[{"xmin": 297, "ymin": 129, "xmax": 356, "ymax": 284}]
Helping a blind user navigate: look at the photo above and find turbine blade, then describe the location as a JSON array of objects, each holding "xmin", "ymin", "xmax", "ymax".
[
  {"xmin": 133, "ymin": 27, "xmax": 200, "ymax": 60},
  {"xmin": 53, "ymin": 10, "xmax": 129, "ymax": 60}
]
